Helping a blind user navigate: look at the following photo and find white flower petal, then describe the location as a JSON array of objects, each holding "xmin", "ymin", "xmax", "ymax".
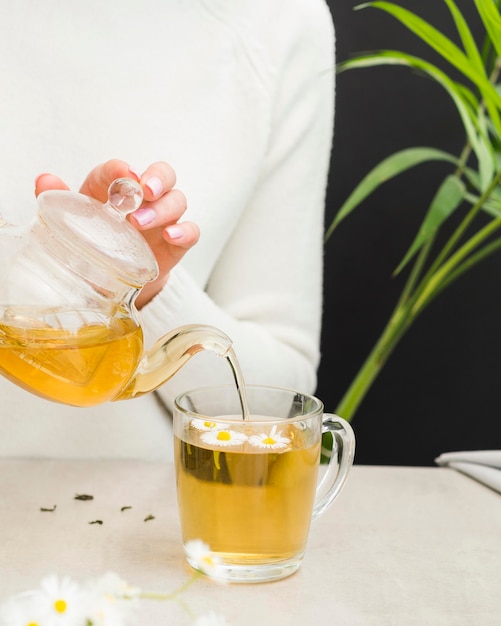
[
  {"xmin": 34, "ymin": 574, "xmax": 89, "ymax": 624},
  {"xmin": 184, "ymin": 540, "xmax": 227, "ymax": 581},
  {"xmin": 190, "ymin": 419, "xmax": 224, "ymax": 432},
  {"xmin": 200, "ymin": 429, "xmax": 247, "ymax": 447},
  {"xmin": 248, "ymin": 426, "xmax": 291, "ymax": 450},
  {"xmin": 0, "ymin": 594, "xmax": 49, "ymax": 626},
  {"xmin": 87, "ymin": 572, "xmax": 141, "ymax": 599}
]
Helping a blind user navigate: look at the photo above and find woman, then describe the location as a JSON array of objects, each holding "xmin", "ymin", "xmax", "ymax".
[{"xmin": 0, "ymin": 0, "xmax": 335, "ymax": 460}]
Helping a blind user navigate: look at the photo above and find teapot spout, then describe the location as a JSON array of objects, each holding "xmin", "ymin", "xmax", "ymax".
[{"xmin": 114, "ymin": 324, "xmax": 233, "ymax": 401}]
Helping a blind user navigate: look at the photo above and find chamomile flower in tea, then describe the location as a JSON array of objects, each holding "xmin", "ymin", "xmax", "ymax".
[
  {"xmin": 248, "ymin": 425, "xmax": 290, "ymax": 450},
  {"xmin": 200, "ymin": 428, "xmax": 247, "ymax": 447},
  {"xmin": 190, "ymin": 419, "xmax": 223, "ymax": 432}
]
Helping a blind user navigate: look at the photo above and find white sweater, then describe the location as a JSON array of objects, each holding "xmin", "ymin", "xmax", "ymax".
[{"xmin": 0, "ymin": 0, "xmax": 335, "ymax": 460}]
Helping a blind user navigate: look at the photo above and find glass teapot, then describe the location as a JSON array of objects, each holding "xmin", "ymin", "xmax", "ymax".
[{"xmin": 0, "ymin": 178, "xmax": 233, "ymax": 407}]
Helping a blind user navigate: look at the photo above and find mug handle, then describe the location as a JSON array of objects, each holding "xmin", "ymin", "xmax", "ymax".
[{"xmin": 312, "ymin": 414, "xmax": 355, "ymax": 519}]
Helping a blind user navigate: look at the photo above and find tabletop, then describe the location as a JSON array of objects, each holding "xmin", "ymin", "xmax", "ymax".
[{"xmin": 0, "ymin": 460, "xmax": 499, "ymax": 625}]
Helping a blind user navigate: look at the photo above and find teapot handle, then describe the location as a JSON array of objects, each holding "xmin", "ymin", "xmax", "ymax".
[{"xmin": 114, "ymin": 324, "xmax": 233, "ymax": 401}]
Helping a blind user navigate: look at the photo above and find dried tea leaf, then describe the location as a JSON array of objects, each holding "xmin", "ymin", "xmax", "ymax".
[
  {"xmin": 121, "ymin": 506, "xmax": 132, "ymax": 512},
  {"xmin": 75, "ymin": 494, "xmax": 94, "ymax": 501},
  {"xmin": 40, "ymin": 505, "xmax": 56, "ymax": 512},
  {"xmin": 89, "ymin": 520, "xmax": 103, "ymax": 525},
  {"xmin": 144, "ymin": 514, "xmax": 155, "ymax": 522}
]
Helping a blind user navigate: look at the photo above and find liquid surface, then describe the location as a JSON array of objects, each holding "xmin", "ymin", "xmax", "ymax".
[
  {"xmin": 0, "ymin": 310, "xmax": 143, "ymax": 407},
  {"xmin": 175, "ymin": 418, "xmax": 320, "ymax": 561}
]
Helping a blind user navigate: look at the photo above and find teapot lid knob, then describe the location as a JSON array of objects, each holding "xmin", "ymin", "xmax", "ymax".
[{"xmin": 106, "ymin": 178, "xmax": 143, "ymax": 220}]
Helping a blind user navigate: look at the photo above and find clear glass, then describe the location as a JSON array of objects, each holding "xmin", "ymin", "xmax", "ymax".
[{"xmin": 174, "ymin": 384, "xmax": 355, "ymax": 583}]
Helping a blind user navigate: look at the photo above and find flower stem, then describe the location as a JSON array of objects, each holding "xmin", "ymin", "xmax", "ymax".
[{"xmin": 139, "ymin": 571, "xmax": 203, "ymax": 601}]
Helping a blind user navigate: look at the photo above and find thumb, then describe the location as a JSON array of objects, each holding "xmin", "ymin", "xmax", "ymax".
[{"xmin": 34, "ymin": 173, "xmax": 70, "ymax": 197}]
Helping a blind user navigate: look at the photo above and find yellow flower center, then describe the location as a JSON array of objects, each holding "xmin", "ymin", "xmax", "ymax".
[
  {"xmin": 27, "ymin": 623, "xmax": 39, "ymax": 626},
  {"xmin": 263, "ymin": 437, "xmax": 276, "ymax": 445},
  {"xmin": 217, "ymin": 431, "xmax": 231, "ymax": 441},
  {"xmin": 204, "ymin": 421, "xmax": 217, "ymax": 429},
  {"xmin": 54, "ymin": 599, "xmax": 67, "ymax": 613},
  {"xmin": 202, "ymin": 555, "xmax": 215, "ymax": 567}
]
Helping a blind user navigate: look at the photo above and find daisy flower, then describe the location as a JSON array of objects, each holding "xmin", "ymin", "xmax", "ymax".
[
  {"xmin": 83, "ymin": 593, "xmax": 129, "ymax": 626},
  {"xmin": 33, "ymin": 574, "xmax": 88, "ymax": 625},
  {"xmin": 190, "ymin": 419, "xmax": 223, "ymax": 432},
  {"xmin": 200, "ymin": 429, "xmax": 247, "ymax": 448},
  {"xmin": 184, "ymin": 540, "xmax": 227, "ymax": 581},
  {"xmin": 82, "ymin": 572, "xmax": 140, "ymax": 626},
  {"xmin": 86, "ymin": 572, "xmax": 141, "ymax": 600},
  {"xmin": 248, "ymin": 425, "xmax": 290, "ymax": 450},
  {"xmin": 0, "ymin": 593, "xmax": 49, "ymax": 626}
]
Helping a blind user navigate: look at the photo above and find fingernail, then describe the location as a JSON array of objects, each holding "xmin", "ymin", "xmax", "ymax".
[
  {"xmin": 127, "ymin": 165, "xmax": 142, "ymax": 181},
  {"xmin": 166, "ymin": 225, "xmax": 183, "ymax": 239},
  {"xmin": 133, "ymin": 207, "xmax": 156, "ymax": 226},
  {"xmin": 145, "ymin": 176, "xmax": 163, "ymax": 198}
]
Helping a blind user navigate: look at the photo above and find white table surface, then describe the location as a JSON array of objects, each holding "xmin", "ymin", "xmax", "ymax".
[{"xmin": 0, "ymin": 460, "xmax": 499, "ymax": 625}]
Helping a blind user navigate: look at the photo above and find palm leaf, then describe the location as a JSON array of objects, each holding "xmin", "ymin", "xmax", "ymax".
[
  {"xmin": 443, "ymin": 0, "xmax": 484, "ymax": 73},
  {"xmin": 394, "ymin": 175, "xmax": 466, "ymax": 275},
  {"xmin": 338, "ymin": 52, "xmax": 496, "ymax": 189},
  {"xmin": 356, "ymin": 2, "xmax": 501, "ymax": 135},
  {"xmin": 325, "ymin": 148, "xmax": 458, "ymax": 241},
  {"xmin": 473, "ymin": 0, "xmax": 501, "ymax": 59}
]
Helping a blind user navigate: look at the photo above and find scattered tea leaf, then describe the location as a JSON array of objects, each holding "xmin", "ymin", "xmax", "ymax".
[
  {"xmin": 75, "ymin": 494, "xmax": 94, "ymax": 501},
  {"xmin": 144, "ymin": 514, "xmax": 155, "ymax": 522},
  {"xmin": 89, "ymin": 520, "xmax": 103, "ymax": 525},
  {"xmin": 40, "ymin": 505, "xmax": 56, "ymax": 512},
  {"xmin": 120, "ymin": 506, "xmax": 132, "ymax": 512}
]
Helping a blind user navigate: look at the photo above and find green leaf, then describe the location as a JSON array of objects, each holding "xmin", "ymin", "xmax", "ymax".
[
  {"xmin": 473, "ymin": 0, "xmax": 501, "ymax": 59},
  {"xmin": 394, "ymin": 175, "xmax": 466, "ymax": 275},
  {"xmin": 443, "ymin": 0, "xmax": 485, "ymax": 73},
  {"xmin": 338, "ymin": 52, "xmax": 496, "ymax": 189},
  {"xmin": 355, "ymin": 2, "xmax": 486, "ymax": 84},
  {"xmin": 324, "ymin": 148, "xmax": 458, "ymax": 241},
  {"xmin": 355, "ymin": 2, "xmax": 501, "ymax": 135}
]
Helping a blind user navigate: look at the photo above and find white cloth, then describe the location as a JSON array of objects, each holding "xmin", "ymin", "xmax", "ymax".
[
  {"xmin": 0, "ymin": 0, "xmax": 335, "ymax": 459},
  {"xmin": 435, "ymin": 450, "xmax": 501, "ymax": 494}
]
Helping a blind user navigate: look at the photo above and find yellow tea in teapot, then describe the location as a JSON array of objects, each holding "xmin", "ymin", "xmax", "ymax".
[{"xmin": 0, "ymin": 309, "xmax": 143, "ymax": 407}]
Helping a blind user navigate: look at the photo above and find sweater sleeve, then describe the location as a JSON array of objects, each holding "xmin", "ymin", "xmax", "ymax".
[{"xmin": 139, "ymin": 0, "xmax": 335, "ymax": 410}]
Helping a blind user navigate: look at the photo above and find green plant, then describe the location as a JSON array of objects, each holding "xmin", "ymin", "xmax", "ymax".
[{"xmin": 325, "ymin": 0, "xmax": 501, "ymax": 422}]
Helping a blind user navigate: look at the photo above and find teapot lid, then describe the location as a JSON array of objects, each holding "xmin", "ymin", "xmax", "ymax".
[{"xmin": 36, "ymin": 178, "xmax": 159, "ymax": 287}]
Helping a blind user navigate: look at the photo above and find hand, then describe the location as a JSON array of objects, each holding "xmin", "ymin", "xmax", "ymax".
[{"xmin": 35, "ymin": 159, "xmax": 200, "ymax": 308}]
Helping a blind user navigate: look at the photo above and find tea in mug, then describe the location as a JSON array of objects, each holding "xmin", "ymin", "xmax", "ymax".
[{"xmin": 175, "ymin": 417, "xmax": 321, "ymax": 562}]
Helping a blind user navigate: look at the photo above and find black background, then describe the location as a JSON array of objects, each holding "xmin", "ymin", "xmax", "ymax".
[{"xmin": 316, "ymin": 0, "xmax": 501, "ymax": 465}]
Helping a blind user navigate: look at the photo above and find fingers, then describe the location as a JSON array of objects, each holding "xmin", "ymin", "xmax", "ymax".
[
  {"xmin": 137, "ymin": 162, "xmax": 177, "ymax": 203},
  {"xmin": 164, "ymin": 220, "xmax": 201, "ymax": 255},
  {"xmin": 79, "ymin": 159, "xmax": 177, "ymax": 204},
  {"xmin": 34, "ymin": 173, "xmax": 70, "ymax": 197},
  {"xmin": 79, "ymin": 159, "xmax": 136, "ymax": 201},
  {"xmin": 37, "ymin": 159, "xmax": 178, "ymax": 206},
  {"xmin": 130, "ymin": 188, "xmax": 187, "ymax": 228},
  {"xmin": 32, "ymin": 159, "xmax": 199, "ymax": 308}
]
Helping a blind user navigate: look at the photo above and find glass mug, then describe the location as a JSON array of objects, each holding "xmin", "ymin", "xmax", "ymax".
[{"xmin": 173, "ymin": 384, "xmax": 355, "ymax": 583}]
